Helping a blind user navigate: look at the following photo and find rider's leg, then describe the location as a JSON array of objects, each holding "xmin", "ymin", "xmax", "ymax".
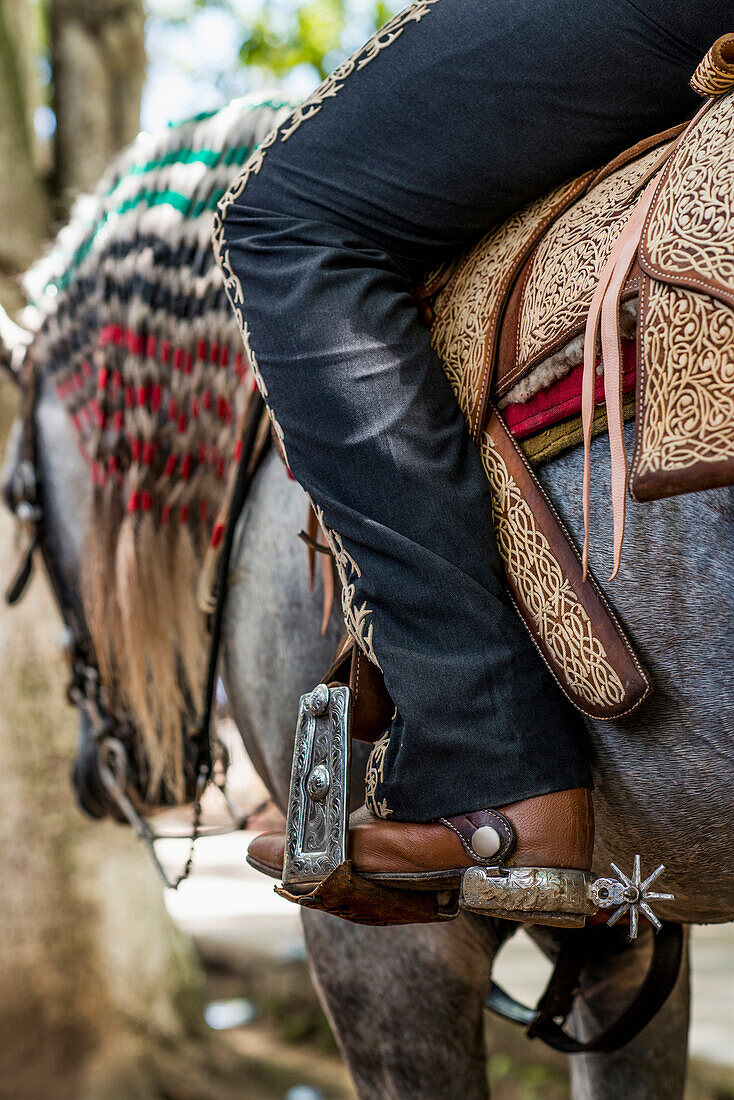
[{"xmin": 216, "ymin": 0, "xmax": 728, "ymax": 894}]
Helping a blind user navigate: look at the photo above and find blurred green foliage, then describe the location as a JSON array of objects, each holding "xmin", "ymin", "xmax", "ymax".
[
  {"xmin": 161, "ymin": 0, "xmax": 399, "ymax": 82},
  {"xmin": 237, "ymin": 0, "xmax": 396, "ymax": 79}
]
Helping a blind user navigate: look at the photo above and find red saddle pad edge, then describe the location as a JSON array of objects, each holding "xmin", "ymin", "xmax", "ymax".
[{"xmin": 503, "ymin": 340, "xmax": 637, "ymax": 442}]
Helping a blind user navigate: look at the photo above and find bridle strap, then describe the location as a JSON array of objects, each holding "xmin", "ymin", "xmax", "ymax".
[
  {"xmin": 5, "ymin": 352, "xmax": 41, "ymax": 606},
  {"xmin": 195, "ymin": 392, "xmax": 269, "ymax": 762},
  {"xmin": 5, "ymin": 530, "xmax": 38, "ymax": 606}
]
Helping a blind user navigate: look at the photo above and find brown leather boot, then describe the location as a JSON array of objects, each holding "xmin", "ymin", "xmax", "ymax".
[{"xmin": 248, "ymin": 787, "xmax": 593, "ymax": 901}]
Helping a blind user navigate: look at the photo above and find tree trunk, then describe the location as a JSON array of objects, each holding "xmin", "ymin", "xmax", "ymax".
[
  {"xmin": 50, "ymin": 0, "xmax": 145, "ymax": 205},
  {"xmin": 0, "ymin": 7, "xmax": 282, "ymax": 1096},
  {"xmin": 0, "ymin": 0, "xmax": 50, "ymax": 311},
  {"xmin": 0, "ymin": 505, "xmax": 256, "ymax": 1100}
]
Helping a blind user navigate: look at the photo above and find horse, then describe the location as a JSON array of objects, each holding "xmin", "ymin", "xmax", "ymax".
[{"xmin": 2, "ymin": 93, "xmax": 733, "ymax": 1099}]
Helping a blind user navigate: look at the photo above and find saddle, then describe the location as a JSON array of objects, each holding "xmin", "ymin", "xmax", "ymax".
[
  {"xmin": 419, "ymin": 34, "xmax": 734, "ymax": 718},
  {"xmin": 303, "ymin": 36, "xmax": 734, "ymax": 728}
]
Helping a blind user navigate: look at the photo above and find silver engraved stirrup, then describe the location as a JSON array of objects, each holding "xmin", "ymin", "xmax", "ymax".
[{"xmin": 282, "ymin": 683, "xmax": 351, "ymax": 891}]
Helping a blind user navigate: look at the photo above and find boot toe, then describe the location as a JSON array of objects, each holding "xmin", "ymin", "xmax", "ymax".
[{"xmin": 247, "ymin": 830, "xmax": 285, "ymax": 878}]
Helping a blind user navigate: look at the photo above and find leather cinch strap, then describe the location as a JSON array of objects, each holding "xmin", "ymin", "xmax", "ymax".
[{"xmin": 485, "ymin": 921, "xmax": 684, "ymax": 1055}]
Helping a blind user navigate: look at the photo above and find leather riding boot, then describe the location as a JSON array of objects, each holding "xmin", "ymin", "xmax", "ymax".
[{"xmin": 247, "ymin": 787, "xmax": 594, "ymax": 925}]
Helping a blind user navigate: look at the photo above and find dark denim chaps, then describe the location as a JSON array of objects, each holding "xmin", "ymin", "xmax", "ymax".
[{"xmin": 216, "ymin": 0, "xmax": 730, "ymax": 821}]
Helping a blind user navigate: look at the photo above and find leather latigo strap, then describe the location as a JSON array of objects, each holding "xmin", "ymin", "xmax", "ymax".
[
  {"xmin": 323, "ymin": 634, "xmax": 394, "ymax": 743},
  {"xmin": 580, "ymin": 172, "xmax": 662, "ymax": 580},
  {"xmin": 479, "ymin": 408, "xmax": 651, "ymax": 720}
]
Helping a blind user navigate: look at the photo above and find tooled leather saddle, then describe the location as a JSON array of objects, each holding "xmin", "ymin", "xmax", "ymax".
[{"xmin": 410, "ymin": 33, "xmax": 734, "ymax": 721}]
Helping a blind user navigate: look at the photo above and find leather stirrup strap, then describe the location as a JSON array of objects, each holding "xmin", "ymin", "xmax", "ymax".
[
  {"xmin": 303, "ymin": 503, "xmax": 336, "ymax": 634},
  {"xmin": 486, "ymin": 921, "xmax": 684, "ymax": 1054},
  {"xmin": 321, "ymin": 633, "xmax": 395, "ymax": 743}
]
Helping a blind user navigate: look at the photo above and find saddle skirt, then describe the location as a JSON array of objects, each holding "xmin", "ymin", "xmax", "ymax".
[{"xmin": 422, "ymin": 35, "xmax": 734, "ymax": 719}]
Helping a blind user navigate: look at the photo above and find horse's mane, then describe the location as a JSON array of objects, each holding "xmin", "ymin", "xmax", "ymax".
[{"xmin": 26, "ymin": 93, "xmax": 295, "ymax": 799}]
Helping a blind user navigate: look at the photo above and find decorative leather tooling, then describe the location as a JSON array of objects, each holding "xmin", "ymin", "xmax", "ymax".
[
  {"xmin": 426, "ymin": 34, "xmax": 734, "ymax": 718},
  {"xmin": 631, "ymin": 88, "xmax": 734, "ymax": 500},
  {"xmin": 429, "ymin": 173, "xmax": 592, "ymax": 437},
  {"xmin": 479, "ymin": 410, "xmax": 650, "ymax": 719}
]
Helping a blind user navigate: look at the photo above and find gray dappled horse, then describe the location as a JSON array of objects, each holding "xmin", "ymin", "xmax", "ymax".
[{"xmin": 2, "ymin": 96, "xmax": 733, "ymax": 1099}]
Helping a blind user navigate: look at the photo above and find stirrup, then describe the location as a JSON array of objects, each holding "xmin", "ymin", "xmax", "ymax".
[
  {"xmin": 278, "ymin": 681, "xmax": 459, "ymax": 924},
  {"xmin": 277, "ymin": 681, "xmax": 674, "ymax": 930}
]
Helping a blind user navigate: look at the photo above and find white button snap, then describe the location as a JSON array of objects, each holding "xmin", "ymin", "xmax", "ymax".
[{"xmin": 471, "ymin": 825, "xmax": 502, "ymax": 858}]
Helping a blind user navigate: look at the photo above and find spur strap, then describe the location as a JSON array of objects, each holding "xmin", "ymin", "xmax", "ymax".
[{"xmin": 440, "ymin": 809, "xmax": 516, "ymax": 863}]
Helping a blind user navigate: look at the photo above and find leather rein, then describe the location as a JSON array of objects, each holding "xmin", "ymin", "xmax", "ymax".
[{"xmin": 4, "ymin": 353, "xmax": 271, "ymax": 887}]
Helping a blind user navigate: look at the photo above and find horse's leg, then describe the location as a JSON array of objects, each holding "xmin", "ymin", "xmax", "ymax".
[
  {"xmin": 302, "ymin": 910, "xmax": 508, "ymax": 1100},
  {"xmin": 564, "ymin": 928, "xmax": 690, "ymax": 1100}
]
